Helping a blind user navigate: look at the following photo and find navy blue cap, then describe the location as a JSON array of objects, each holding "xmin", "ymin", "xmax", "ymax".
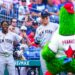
[
  {"xmin": 41, "ymin": 11, "xmax": 50, "ymax": 18},
  {"xmin": 32, "ymin": 21, "xmax": 38, "ymax": 25},
  {"xmin": 21, "ymin": 0, "xmax": 26, "ymax": 2}
]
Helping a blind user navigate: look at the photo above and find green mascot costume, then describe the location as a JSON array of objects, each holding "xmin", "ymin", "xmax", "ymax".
[{"xmin": 41, "ymin": 2, "xmax": 75, "ymax": 75}]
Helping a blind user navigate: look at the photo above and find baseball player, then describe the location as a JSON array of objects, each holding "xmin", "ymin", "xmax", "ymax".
[
  {"xmin": 0, "ymin": 21, "xmax": 26, "ymax": 75},
  {"xmin": 34, "ymin": 11, "xmax": 59, "ymax": 75}
]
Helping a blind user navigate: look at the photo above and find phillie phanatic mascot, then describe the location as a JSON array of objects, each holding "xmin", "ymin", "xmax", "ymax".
[{"xmin": 42, "ymin": 3, "xmax": 75, "ymax": 75}]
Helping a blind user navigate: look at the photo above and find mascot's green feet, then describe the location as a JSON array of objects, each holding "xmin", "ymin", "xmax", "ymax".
[
  {"xmin": 45, "ymin": 58, "xmax": 75, "ymax": 75},
  {"xmin": 46, "ymin": 58, "xmax": 64, "ymax": 75},
  {"xmin": 66, "ymin": 58, "xmax": 75, "ymax": 73}
]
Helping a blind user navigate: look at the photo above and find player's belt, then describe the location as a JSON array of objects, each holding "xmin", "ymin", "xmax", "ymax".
[{"xmin": 0, "ymin": 52, "xmax": 12, "ymax": 57}]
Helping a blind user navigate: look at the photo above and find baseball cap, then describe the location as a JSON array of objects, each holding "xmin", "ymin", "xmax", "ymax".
[
  {"xmin": 32, "ymin": 21, "xmax": 38, "ymax": 25},
  {"xmin": 21, "ymin": 0, "xmax": 26, "ymax": 2},
  {"xmin": 20, "ymin": 25, "xmax": 27, "ymax": 30},
  {"xmin": 41, "ymin": 11, "xmax": 50, "ymax": 18},
  {"xmin": 64, "ymin": 3, "xmax": 74, "ymax": 14}
]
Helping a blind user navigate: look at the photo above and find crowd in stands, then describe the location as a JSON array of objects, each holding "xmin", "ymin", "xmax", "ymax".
[
  {"xmin": 0, "ymin": 0, "xmax": 74, "ymax": 23},
  {"xmin": 0, "ymin": 0, "xmax": 75, "ymax": 60}
]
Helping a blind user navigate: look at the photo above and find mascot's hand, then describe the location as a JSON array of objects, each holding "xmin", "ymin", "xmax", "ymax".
[{"xmin": 41, "ymin": 44, "xmax": 55, "ymax": 62}]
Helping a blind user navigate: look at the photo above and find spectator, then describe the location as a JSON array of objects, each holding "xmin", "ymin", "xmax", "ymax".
[
  {"xmin": 58, "ymin": 0, "xmax": 67, "ymax": 10},
  {"xmin": 67, "ymin": 0, "xmax": 74, "ymax": 2},
  {"xmin": 20, "ymin": 25, "xmax": 32, "ymax": 46},
  {"xmin": 28, "ymin": 30, "xmax": 39, "ymax": 47},
  {"xmin": 0, "ymin": 0, "xmax": 14, "ymax": 21},
  {"xmin": 13, "ymin": 0, "xmax": 19, "ymax": 18},
  {"xmin": 25, "ymin": 16, "xmax": 33, "ymax": 35},
  {"xmin": 20, "ymin": 38, "xmax": 28, "ymax": 51},
  {"xmin": 32, "ymin": 20, "xmax": 39, "ymax": 32},
  {"xmin": 46, "ymin": 0, "xmax": 59, "ymax": 23},
  {"xmin": 27, "ymin": 0, "xmax": 37, "ymax": 12},
  {"xmin": 3, "ymin": 0, "xmax": 14, "ymax": 18},
  {"xmin": 53, "ymin": 0, "xmax": 61, "ymax": 5},
  {"xmin": 13, "ymin": 0, "xmax": 19, "ymax": 4},
  {"xmin": 9, "ymin": 18, "xmax": 20, "ymax": 34},
  {"xmin": 18, "ymin": 0, "xmax": 29, "ymax": 21},
  {"xmin": 0, "ymin": 0, "xmax": 7, "ymax": 22},
  {"xmin": 19, "ymin": 24, "xmax": 38, "ymax": 75},
  {"xmin": 0, "ymin": 0, "xmax": 3, "ymax": 8},
  {"xmin": 31, "ymin": 0, "xmax": 46, "ymax": 20},
  {"xmin": 20, "ymin": 25, "xmax": 27, "ymax": 37},
  {"xmin": 2, "ymin": 0, "xmax": 13, "ymax": 10},
  {"xmin": 58, "ymin": 0, "xmax": 75, "ymax": 10}
]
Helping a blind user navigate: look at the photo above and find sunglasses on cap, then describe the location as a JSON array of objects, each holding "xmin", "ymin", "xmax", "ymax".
[{"xmin": 21, "ymin": 30, "xmax": 26, "ymax": 32}]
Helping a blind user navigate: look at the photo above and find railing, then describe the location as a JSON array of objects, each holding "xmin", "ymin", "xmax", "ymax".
[{"xmin": 4, "ymin": 60, "xmax": 43, "ymax": 75}]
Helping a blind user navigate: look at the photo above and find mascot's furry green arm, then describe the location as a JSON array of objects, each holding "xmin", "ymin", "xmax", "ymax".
[{"xmin": 41, "ymin": 3, "xmax": 75, "ymax": 75}]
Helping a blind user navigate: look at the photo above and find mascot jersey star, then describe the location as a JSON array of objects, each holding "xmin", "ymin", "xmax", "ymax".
[{"xmin": 49, "ymin": 30, "xmax": 75, "ymax": 58}]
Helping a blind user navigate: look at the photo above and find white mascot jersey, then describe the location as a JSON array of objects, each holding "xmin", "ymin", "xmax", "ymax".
[{"xmin": 49, "ymin": 29, "xmax": 75, "ymax": 58}]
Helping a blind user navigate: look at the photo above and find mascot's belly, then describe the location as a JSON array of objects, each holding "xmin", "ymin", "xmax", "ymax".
[{"xmin": 56, "ymin": 35, "xmax": 75, "ymax": 58}]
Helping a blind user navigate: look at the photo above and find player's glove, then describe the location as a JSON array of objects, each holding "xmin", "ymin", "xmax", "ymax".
[
  {"xmin": 35, "ymin": 37, "xmax": 41, "ymax": 44},
  {"xmin": 13, "ymin": 50, "xmax": 23, "ymax": 59}
]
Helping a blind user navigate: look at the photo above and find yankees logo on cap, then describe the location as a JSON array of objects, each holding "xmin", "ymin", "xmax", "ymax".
[{"xmin": 64, "ymin": 3, "xmax": 74, "ymax": 14}]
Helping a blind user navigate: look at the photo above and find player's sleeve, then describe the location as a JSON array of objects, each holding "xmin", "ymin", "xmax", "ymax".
[
  {"xmin": 55, "ymin": 23, "xmax": 59, "ymax": 30},
  {"xmin": 48, "ymin": 30, "xmax": 59, "ymax": 53},
  {"xmin": 14, "ymin": 33, "xmax": 22, "ymax": 42},
  {"xmin": 34, "ymin": 28, "xmax": 41, "ymax": 44},
  {"xmin": 51, "ymin": 22, "xmax": 59, "ymax": 31}
]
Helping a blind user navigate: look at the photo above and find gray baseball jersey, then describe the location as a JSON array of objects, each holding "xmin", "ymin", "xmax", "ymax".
[
  {"xmin": 35, "ymin": 22, "xmax": 58, "ymax": 47},
  {"xmin": 0, "ymin": 31, "xmax": 22, "ymax": 54}
]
